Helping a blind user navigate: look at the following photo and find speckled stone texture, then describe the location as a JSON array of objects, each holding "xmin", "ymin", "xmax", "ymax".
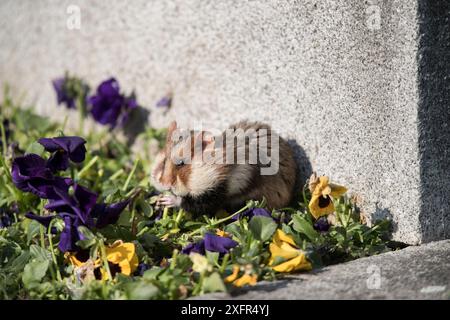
[
  {"xmin": 194, "ymin": 240, "xmax": 450, "ymax": 300},
  {"xmin": 0, "ymin": 1, "xmax": 448, "ymax": 244}
]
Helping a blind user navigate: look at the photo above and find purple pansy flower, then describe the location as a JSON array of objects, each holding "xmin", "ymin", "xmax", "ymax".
[
  {"xmin": 156, "ymin": 95, "xmax": 172, "ymax": 108},
  {"xmin": 181, "ymin": 241, "xmax": 206, "ymax": 255},
  {"xmin": 45, "ymin": 183, "xmax": 97, "ymax": 226},
  {"xmin": 313, "ymin": 217, "xmax": 330, "ymax": 232},
  {"xmin": 92, "ymin": 200, "xmax": 130, "ymax": 229},
  {"xmin": 11, "ymin": 154, "xmax": 72, "ymax": 200},
  {"xmin": 231, "ymin": 207, "xmax": 273, "ymax": 221},
  {"xmin": 26, "ymin": 211, "xmax": 84, "ymax": 252},
  {"xmin": 135, "ymin": 263, "xmax": 151, "ymax": 276},
  {"xmin": 38, "ymin": 136, "xmax": 87, "ymax": 172},
  {"xmin": 26, "ymin": 182, "xmax": 129, "ymax": 252},
  {"xmin": 182, "ymin": 233, "xmax": 238, "ymax": 255},
  {"xmin": 52, "ymin": 76, "xmax": 89, "ymax": 110},
  {"xmin": 88, "ymin": 78, "xmax": 137, "ymax": 128},
  {"xmin": 53, "ymin": 78, "xmax": 76, "ymax": 109},
  {"xmin": 58, "ymin": 213, "xmax": 86, "ymax": 252},
  {"xmin": 0, "ymin": 209, "xmax": 13, "ymax": 229}
]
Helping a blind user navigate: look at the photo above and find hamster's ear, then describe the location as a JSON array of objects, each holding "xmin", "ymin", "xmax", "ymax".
[
  {"xmin": 194, "ymin": 131, "xmax": 214, "ymax": 151},
  {"xmin": 166, "ymin": 121, "xmax": 178, "ymax": 143}
]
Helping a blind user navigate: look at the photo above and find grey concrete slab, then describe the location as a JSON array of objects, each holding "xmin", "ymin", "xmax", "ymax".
[
  {"xmin": 0, "ymin": 1, "xmax": 448, "ymax": 244},
  {"xmin": 194, "ymin": 240, "xmax": 450, "ymax": 300}
]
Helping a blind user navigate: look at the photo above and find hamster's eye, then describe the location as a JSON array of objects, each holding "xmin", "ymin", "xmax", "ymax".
[{"xmin": 174, "ymin": 158, "xmax": 185, "ymax": 167}]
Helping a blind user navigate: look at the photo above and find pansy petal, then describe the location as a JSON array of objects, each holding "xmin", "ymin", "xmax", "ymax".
[
  {"xmin": 273, "ymin": 229, "xmax": 297, "ymax": 247},
  {"xmin": 224, "ymin": 265, "xmax": 240, "ymax": 283},
  {"xmin": 47, "ymin": 150, "xmax": 70, "ymax": 172},
  {"xmin": 329, "ymin": 183, "xmax": 347, "ymax": 198},
  {"xmin": 269, "ymin": 242, "xmax": 300, "ymax": 261},
  {"xmin": 25, "ymin": 212, "xmax": 55, "ymax": 228},
  {"xmin": 58, "ymin": 215, "xmax": 80, "ymax": 252},
  {"xmin": 38, "ymin": 138, "xmax": 61, "ymax": 152},
  {"xmin": 204, "ymin": 233, "xmax": 238, "ymax": 254},
  {"xmin": 309, "ymin": 194, "xmax": 335, "ymax": 219},
  {"xmin": 272, "ymin": 254, "xmax": 312, "ymax": 273},
  {"xmin": 233, "ymin": 274, "xmax": 257, "ymax": 287},
  {"xmin": 97, "ymin": 78, "xmax": 120, "ymax": 97},
  {"xmin": 94, "ymin": 200, "xmax": 129, "ymax": 229}
]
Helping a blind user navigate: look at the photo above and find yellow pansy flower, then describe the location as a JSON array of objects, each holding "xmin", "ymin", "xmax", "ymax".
[
  {"xmin": 103, "ymin": 240, "xmax": 139, "ymax": 277},
  {"xmin": 308, "ymin": 173, "xmax": 347, "ymax": 219},
  {"xmin": 269, "ymin": 229, "xmax": 312, "ymax": 273},
  {"xmin": 67, "ymin": 241, "xmax": 139, "ymax": 280}
]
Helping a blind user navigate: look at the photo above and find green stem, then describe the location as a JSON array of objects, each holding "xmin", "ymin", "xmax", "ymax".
[
  {"xmin": 110, "ymin": 168, "xmax": 124, "ymax": 180},
  {"xmin": 220, "ymin": 254, "xmax": 229, "ymax": 274},
  {"xmin": 39, "ymin": 225, "xmax": 46, "ymax": 248},
  {"xmin": 77, "ymin": 96, "xmax": 85, "ymax": 136},
  {"xmin": 162, "ymin": 207, "xmax": 169, "ymax": 220},
  {"xmin": 0, "ymin": 118, "xmax": 7, "ymax": 157},
  {"xmin": 122, "ymin": 158, "xmax": 139, "ymax": 192},
  {"xmin": 47, "ymin": 219, "xmax": 62, "ymax": 281},
  {"xmin": 169, "ymin": 249, "xmax": 179, "ymax": 270},
  {"xmin": 174, "ymin": 209, "xmax": 185, "ymax": 228},
  {"xmin": 136, "ymin": 226, "xmax": 149, "ymax": 237},
  {"xmin": 188, "ymin": 203, "xmax": 251, "ymax": 237},
  {"xmin": 99, "ymin": 240, "xmax": 113, "ymax": 281},
  {"xmin": 77, "ymin": 155, "xmax": 99, "ymax": 179},
  {"xmin": 192, "ymin": 272, "xmax": 205, "ymax": 296}
]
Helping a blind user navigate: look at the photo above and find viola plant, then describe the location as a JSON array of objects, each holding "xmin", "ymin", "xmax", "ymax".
[{"xmin": 0, "ymin": 77, "xmax": 394, "ymax": 300}]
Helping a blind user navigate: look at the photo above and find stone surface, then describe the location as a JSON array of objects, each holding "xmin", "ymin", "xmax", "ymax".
[
  {"xmin": 0, "ymin": 1, "xmax": 448, "ymax": 244},
  {"xmin": 195, "ymin": 240, "xmax": 450, "ymax": 300}
]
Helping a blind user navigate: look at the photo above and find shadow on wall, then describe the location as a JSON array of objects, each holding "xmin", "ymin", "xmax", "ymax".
[
  {"xmin": 287, "ymin": 139, "xmax": 312, "ymax": 203},
  {"xmin": 417, "ymin": 1, "xmax": 450, "ymax": 242},
  {"xmin": 123, "ymin": 106, "xmax": 150, "ymax": 144}
]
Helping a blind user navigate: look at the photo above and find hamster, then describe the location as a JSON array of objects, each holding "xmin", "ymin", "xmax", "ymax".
[{"xmin": 150, "ymin": 120, "xmax": 297, "ymax": 216}]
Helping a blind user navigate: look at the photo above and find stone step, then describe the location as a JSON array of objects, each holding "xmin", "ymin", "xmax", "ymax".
[{"xmin": 195, "ymin": 240, "xmax": 450, "ymax": 300}]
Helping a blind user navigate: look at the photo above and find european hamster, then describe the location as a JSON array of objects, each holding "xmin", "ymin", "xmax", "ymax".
[{"xmin": 150, "ymin": 120, "xmax": 297, "ymax": 216}]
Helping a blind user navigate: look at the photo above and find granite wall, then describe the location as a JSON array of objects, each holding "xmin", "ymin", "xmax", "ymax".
[{"xmin": 0, "ymin": 0, "xmax": 448, "ymax": 244}]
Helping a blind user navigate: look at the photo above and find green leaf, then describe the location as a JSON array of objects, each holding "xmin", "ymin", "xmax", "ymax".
[
  {"xmin": 202, "ymin": 272, "xmax": 226, "ymax": 293},
  {"xmin": 126, "ymin": 282, "xmax": 159, "ymax": 300},
  {"xmin": 76, "ymin": 238, "xmax": 97, "ymax": 249},
  {"xmin": 249, "ymin": 216, "xmax": 277, "ymax": 242},
  {"xmin": 292, "ymin": 214, "xmax": 319, "ymax": 242},
  {"xmin": 205, "ymin": 251, "xmax": 220, "ymax": 266},
  {"xmin": 26, "ymin": 220, "xmax": 42, "ymax": 244},
  {"xmin": 25, "ymin": 142, "xmax": 45, "ymax": 156},
  {"xmin": 29, "ymin": 244, "xmax": 51, "ymax": 262},
  {"xmin": 77, "ymin": 226, "xmax": 95, "ymax": 240},
  {"xmin": 22, "ymin": 259, "xmax": 49, "ymax": 289}
]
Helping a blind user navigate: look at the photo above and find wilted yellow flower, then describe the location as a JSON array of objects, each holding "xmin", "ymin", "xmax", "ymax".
[
  {"xmin": 269, "ymin": 229, "xmax": 312, "ymax": 273},
  {"xmin": 190, "ymin": 252, "xmax": 212, "ymax": 273},
  {"xmin": 233, "ymin": 274, "xmax": 258, "ymax": 287},
  {"xmin": 308, "ymin": 174, "xmax": 347, "ymax": 219},
  {"xmin": 66, "ymin": 251, "xmax": 91, "ymax": 268},
  {"xmin": 224, "ymin": 265, "xmax": 240, "ymax": 283},
  {"xmin": 224, "ymin": 265, "xmax": 258, "ymax": 287},
  {"xmin": 216, "ymin": 229, "xmax": 230, "ymax": 238}
]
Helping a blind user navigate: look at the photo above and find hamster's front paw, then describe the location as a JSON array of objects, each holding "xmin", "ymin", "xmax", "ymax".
[{"xmin": 156, "ymin": 194, "xmax": 182, "ymax": 208}]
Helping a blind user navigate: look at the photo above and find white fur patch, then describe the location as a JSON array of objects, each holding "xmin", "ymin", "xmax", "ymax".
[
  {"xmin": 188, "ymin": 162, "xmax": 224, "ymax": 198},
  {"xmin": 227, "ymin": 165, "xmax": 253, "ymax": 196},
  {"xmin": 173, "ymin": 176, "xmax": 190, "ymax": 197}
]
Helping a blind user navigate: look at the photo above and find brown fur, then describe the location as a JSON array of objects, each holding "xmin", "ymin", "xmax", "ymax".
[{"xmin": 151, "ymin": 120, "xmax": 297, "ymax": 213}]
